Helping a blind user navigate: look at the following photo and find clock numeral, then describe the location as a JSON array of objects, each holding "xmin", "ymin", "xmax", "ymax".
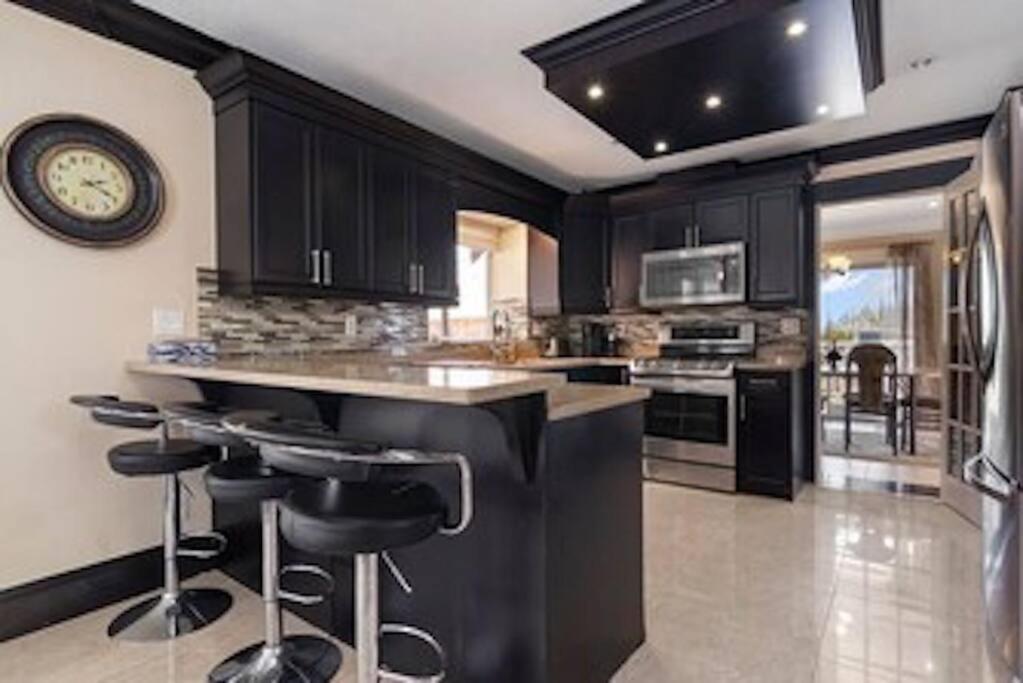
[{"xmin": 57, "ymin": 187, "xmax": 67, "ymax": 196}]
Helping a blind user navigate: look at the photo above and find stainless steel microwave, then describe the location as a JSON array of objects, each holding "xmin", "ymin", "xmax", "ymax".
[{"xmin": 639, "ymin": 242, "xmax": 746, "ymax": 307}]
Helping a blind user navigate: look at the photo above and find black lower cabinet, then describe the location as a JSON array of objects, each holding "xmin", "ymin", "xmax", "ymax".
[{"xmin": 736, "ymin": 369, "xmax": 805, "ymax": 500}]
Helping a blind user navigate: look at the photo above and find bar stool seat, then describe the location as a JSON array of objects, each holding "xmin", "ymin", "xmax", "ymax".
[
  {"xmin": 108, "ymin": 439, "xmax": 218, "ymax": 477},
  {"xmin": 204, "ymin": 456, "xmax": 341, "ymax": 683},
  {"xmin": 71, "ymin": 394, "xmax": 232, "ymax": 642},
  {"xmin": 205, "ymin": 458, "xmax": 294, "ymax": 503},
  {"xmin": 282, "ymin": 480, "xmax": 447, "ymax": 556}
]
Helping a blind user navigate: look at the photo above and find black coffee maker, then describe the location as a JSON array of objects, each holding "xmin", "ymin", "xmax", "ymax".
[{"xmin": 580, "ymin": 322, "xmax": 616, "ymax": 357}]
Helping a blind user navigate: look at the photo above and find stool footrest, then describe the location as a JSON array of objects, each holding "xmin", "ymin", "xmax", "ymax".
[
  {"xmin": 378, "ymin": 623, "xmax": 446, "ymax": 683},
  {"xmin": 279, "ymin": 563, "xmax": 335, "ymax": 606},
  {"xmin": 177, "ymin": 531, "xmax": 227, "ymax": 560}
]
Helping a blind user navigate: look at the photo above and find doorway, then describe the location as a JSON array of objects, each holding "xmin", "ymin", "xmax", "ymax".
[{"xmin": 815, "ymin": 191, "xmax": 946, "ymax": 495}]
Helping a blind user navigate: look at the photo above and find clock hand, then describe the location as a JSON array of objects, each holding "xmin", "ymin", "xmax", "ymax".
[{"xmin": 81, "ymin": 179, "xmax": 116, "ymax": 201}]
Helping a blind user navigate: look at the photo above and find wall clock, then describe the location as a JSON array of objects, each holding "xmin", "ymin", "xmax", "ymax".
[{"xmin": 1, "ymin": 114, "xmax": 164, "ymax": 247}]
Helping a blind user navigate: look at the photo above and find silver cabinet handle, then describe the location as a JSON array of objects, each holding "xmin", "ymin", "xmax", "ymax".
[
  {"xmin": 418, "ymin": 264, "xmax": 425, "ymax": 295},
  {"xmin": 965, "ymin": 454, "xmax": 1018, "ymax": 502},
  {"xmin": 739, "ymin": 395, "xmax": 747, "ymax": 422},
  {"xmin": 311, "ymin": 249, "xmax": 321, "ymax": 285},
  {"xmin": 684, "ymin": 227, "xmax": 692, "ymax": 247},
  {"xmin": 322, "ymin": 250, "xmax": 333, "ymax": 287},
  {"xmin": 409, "ymin": 262, "xmax": 418, "ymax": 294},
  {"xmin": 695, "ymin": 224, "xmax": 701, "ymax": 246}
]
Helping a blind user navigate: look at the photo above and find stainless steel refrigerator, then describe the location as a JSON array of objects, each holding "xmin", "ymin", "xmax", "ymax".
[{"xmin": 967, "ymin": 87, "xmax": 1023, "ymax": 682}]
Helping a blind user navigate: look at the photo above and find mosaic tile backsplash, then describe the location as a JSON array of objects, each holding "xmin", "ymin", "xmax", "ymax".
[
  {"xmin": 197, "ymin": 269, "xmax": 428, "ymax": 355},
  {"xmin": 532, "ymin": 306, "xmax": 810, "ymax": 361}
]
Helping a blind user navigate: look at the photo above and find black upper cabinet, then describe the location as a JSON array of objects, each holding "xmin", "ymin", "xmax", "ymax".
[
  {"xmin": 203, "ymin": 56, "xmax": 464, "ymax": 305},
  {"xmin": 694, "ymin": 195, "xmax": 748, "ymax": 245},
  {"xmin": 251, "ymin": 104, "xmax": 316, "ymax": 288},
  {"xmin": 368, "ymin": 147, "xmax": 413, "ymax": 296},
  {"xmin": 414, "ymin": 164, "xmax": 457, "ymax": 301},
  {"xmin": 750, "ymin": 187, "xmax": 802, "ymax": 304},
  {"xmin": 561, "ymin": 195, "xmax": 610, "ymax": 314},
  {"xmin": 610, "ymin": 213, "xmax": 649, "ymax": 311},
  {"xmin": 318, "ymin": 126, "xmax": 368, "ymax": 292},
  {"xmin": 648, "ymin": 203, "xmax": 692, "ymax": 250}
]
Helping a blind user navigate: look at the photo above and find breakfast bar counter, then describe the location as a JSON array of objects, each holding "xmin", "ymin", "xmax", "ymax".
[{"xmin": 128, "ymin": 358, "xmax": 647, "ymax": 683}]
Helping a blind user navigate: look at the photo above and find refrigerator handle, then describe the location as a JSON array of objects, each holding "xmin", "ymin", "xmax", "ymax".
[{"xmin": 965, "ymin": 453, "xmax": 1018, "ymax": 502}]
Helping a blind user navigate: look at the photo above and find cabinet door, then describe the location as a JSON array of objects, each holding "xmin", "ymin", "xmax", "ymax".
[
  {"xmin": 737, "ymin": 372, "xmax": 792, "ymax": 498},
  {"xmin": 252, "ymin": 104, "xmax": 316, "ymax": 287},
  {"xmin": 414, "ymin": 164, "xmax": 457, "ymax": 302},
  {"xmin": 750, "ymin": 188, "xmax": 801, "ymax": 304},
  {"xmin": 611, "ymin": 213, "xmax": 649, "ymax": 310},
  {"xmin": 694, "ymin": 195, "xmax": 748, "ymax": 245},
  {"xmin": 560, "ymin": 196, "xmax": 609, "ymax": 314},
  {"xmin": 648, "ymin": 203, "xmax": 692, "ymax": 250},
  {"xmin": 318, "ymin": 126, "xmax": 368, "ymax": 292},
  {"xmin": 368, "ymin": 147, "xmax": 413, "ymax": 295}
]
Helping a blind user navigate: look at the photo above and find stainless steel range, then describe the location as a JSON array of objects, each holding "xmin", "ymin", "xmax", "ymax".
[{"xmin": 630, "ymin": 321, "xmax": 755, "ymax": 492}]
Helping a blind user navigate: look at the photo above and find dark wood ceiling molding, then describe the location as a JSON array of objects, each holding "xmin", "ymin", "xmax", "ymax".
[
  {"xmin": 608, "ymin": 155, "xmax": 817, "ymax": 214},
  {"xmin": 523, "ymin": 0, "xmax": 782, "ymax": 84},
  {"xmin": 852, "ymin": 0, "xmax": 884, "ymax": 91},
  {"xmin": 8, "ymin": 0, "xmax": 228, "ymax": 69},
  {"xmin": 199, "ymin": 51, "xmax": 565, "ymax": 217},
  {"xmin": 11, "ymin": 0, "xmax": 565, "ymax": 221},
  {"xmin": 813, "ymin": 157, "xmax": 973, "ymax": 204},
  {"xmin": 816, "ymin": 114, "xmax": 990, "ymax": 165}
]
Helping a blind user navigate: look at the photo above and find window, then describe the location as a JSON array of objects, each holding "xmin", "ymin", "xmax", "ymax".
[
  {"xmin": 429, "ymin": 244, "xmax": 492, "ymax": 341},
  {"xmin": 820, "ymin": 263, "xmax": 915, "ymax": 370}
]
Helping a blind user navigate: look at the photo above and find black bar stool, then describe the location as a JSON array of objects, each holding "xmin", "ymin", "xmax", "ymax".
[
  {"xmin": 226, "ymin": 418, "xmax": 473, "ymax": 683},
  {"xmin": 70, "ymin": 395, "xmax": 233, "ymax": 641},
  {"xmin": 205, "ymin": 455, "xmax": 342, "ymax": 683}
]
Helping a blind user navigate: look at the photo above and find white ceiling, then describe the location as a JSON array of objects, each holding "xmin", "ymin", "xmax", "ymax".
[
  {"xmin": 820, "ymin": 191, "xmax": 944, "ymax": 243},
  {"xmin": 136, "ymin": 0, "xmax": 1023, "ymax": 191}
]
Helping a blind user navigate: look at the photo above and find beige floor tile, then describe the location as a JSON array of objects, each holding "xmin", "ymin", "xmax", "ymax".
[{"xmin": 3, "ymin": 481, "xmax": 989, "ymax": 682}]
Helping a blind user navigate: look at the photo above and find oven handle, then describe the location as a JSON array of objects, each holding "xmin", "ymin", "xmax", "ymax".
[{"xmin": 630, "ymin": 376, "xmax": 735, "ymax": 396}]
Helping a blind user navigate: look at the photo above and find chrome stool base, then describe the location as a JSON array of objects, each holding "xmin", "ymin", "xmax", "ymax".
[
  {"xmin": 107, "ymin": 588, "xmax": 233, "ymax": 641},
  {"xmin": 208, "ymin": 635, "xmax": 341, "ymax": 683}
]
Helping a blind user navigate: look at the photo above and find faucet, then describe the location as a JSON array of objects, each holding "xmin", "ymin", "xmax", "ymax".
[
  {"xmin": 491, "ymin": 309, "xmax": 512, "ymax": 344},
  {"xmin": 490, "ymin": 309, "xmax": 515, "ymax": 363}
]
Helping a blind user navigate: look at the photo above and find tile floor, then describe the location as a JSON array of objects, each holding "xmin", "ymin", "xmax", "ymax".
[
  {"xmin": 819, "ymin": 454, "xmax": 941, "ymax": 496},
  {"xmin": 0, "ymin": 483, "xmax": 991, "ymax": 682}
]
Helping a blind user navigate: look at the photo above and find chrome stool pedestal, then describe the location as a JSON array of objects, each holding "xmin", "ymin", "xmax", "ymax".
[
  {"xmin": 108, "ymin": 472, "xmax": 231, "ymax": 641},
  {"xmin": 71, "ymin": 395, "xmax": 232, "ymax": 642},
  {"xmin": 205, "ymin": 457, "xmax": 341, "ymax": 683}
]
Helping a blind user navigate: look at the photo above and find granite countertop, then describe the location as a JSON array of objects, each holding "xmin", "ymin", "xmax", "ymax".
[
  {"xmin": 735, "ymin": 357, "xmax": 808, "ymax": 371},
  {"xmin": 546, "ymin": 384, "xmax": 650, "ymax": 422},
  {"xmin": 408, "ymin": 356, "xmax": 635, "ymax": 371},
  {"xmin": 127, "ymin": 358, "xmax": 566, "ymax": 406}
]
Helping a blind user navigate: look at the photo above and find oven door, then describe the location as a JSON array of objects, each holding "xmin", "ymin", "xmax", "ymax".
[{"xmin": 631, "ymin": 376, "xmax": 736, "ymax": 467}]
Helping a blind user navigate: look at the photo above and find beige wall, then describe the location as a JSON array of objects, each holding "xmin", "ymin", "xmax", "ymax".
[{"xmin": 0, "ymin": 4, "xmax": 216, "ymax": 588}]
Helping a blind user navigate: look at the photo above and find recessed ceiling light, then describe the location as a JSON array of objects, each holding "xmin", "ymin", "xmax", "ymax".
[
  {"xmin": 654, "ymin": 140, "xmax": 669, "ymax": 154},
  {"xmin": 816, "ymin": 104, "xmax": 831, "ymax": 116},
  {"xmin": 928, "ymin": 199, "xmax": 940, "ymax": 209},
  {"xmin": 705, "ymin": 94, "xmax": 722, "ymax": 110},
  {"xmin": 786, "ymin": 20, "xmax": 808, "ymax": 38},
  {"xmin": 586, "ymin": 83, "xmax": 605, "ymax": 101}
]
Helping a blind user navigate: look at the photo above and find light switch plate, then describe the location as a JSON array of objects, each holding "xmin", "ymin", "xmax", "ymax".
[
  {"xmin": 780, "ymin": 317, "xmax": 802, "ymax": 336},
  {"xmin": 152, "ymin": 308, "xmax": 185, "ymax": 337},
  {"xmin": 344, "ymin": 314, "xmax": 358, "ymax": 337}
]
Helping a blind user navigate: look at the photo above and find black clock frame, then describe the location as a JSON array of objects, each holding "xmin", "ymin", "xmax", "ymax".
[{"xmin": 1, "ymin": 114, "xmax": 164, "ymax": 247}]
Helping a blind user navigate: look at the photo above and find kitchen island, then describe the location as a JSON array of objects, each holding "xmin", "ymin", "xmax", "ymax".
[{"xmin": 128, "ymin": 358, "xmax": 648, "ymax": 683}]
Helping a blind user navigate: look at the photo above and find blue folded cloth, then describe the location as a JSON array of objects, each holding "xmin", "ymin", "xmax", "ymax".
[{"xmin": 147, "ymin": 339, "xmax": 218, "ymax": 365}]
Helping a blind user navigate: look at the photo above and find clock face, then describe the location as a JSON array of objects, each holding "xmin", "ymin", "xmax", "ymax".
[
  {"xmin": 38, "ymin": 144, "xmax": 136, "ymax": 221},
  {"xmin": 1, "ymin": 115, "xmax": 163, "ymax": 247}
]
